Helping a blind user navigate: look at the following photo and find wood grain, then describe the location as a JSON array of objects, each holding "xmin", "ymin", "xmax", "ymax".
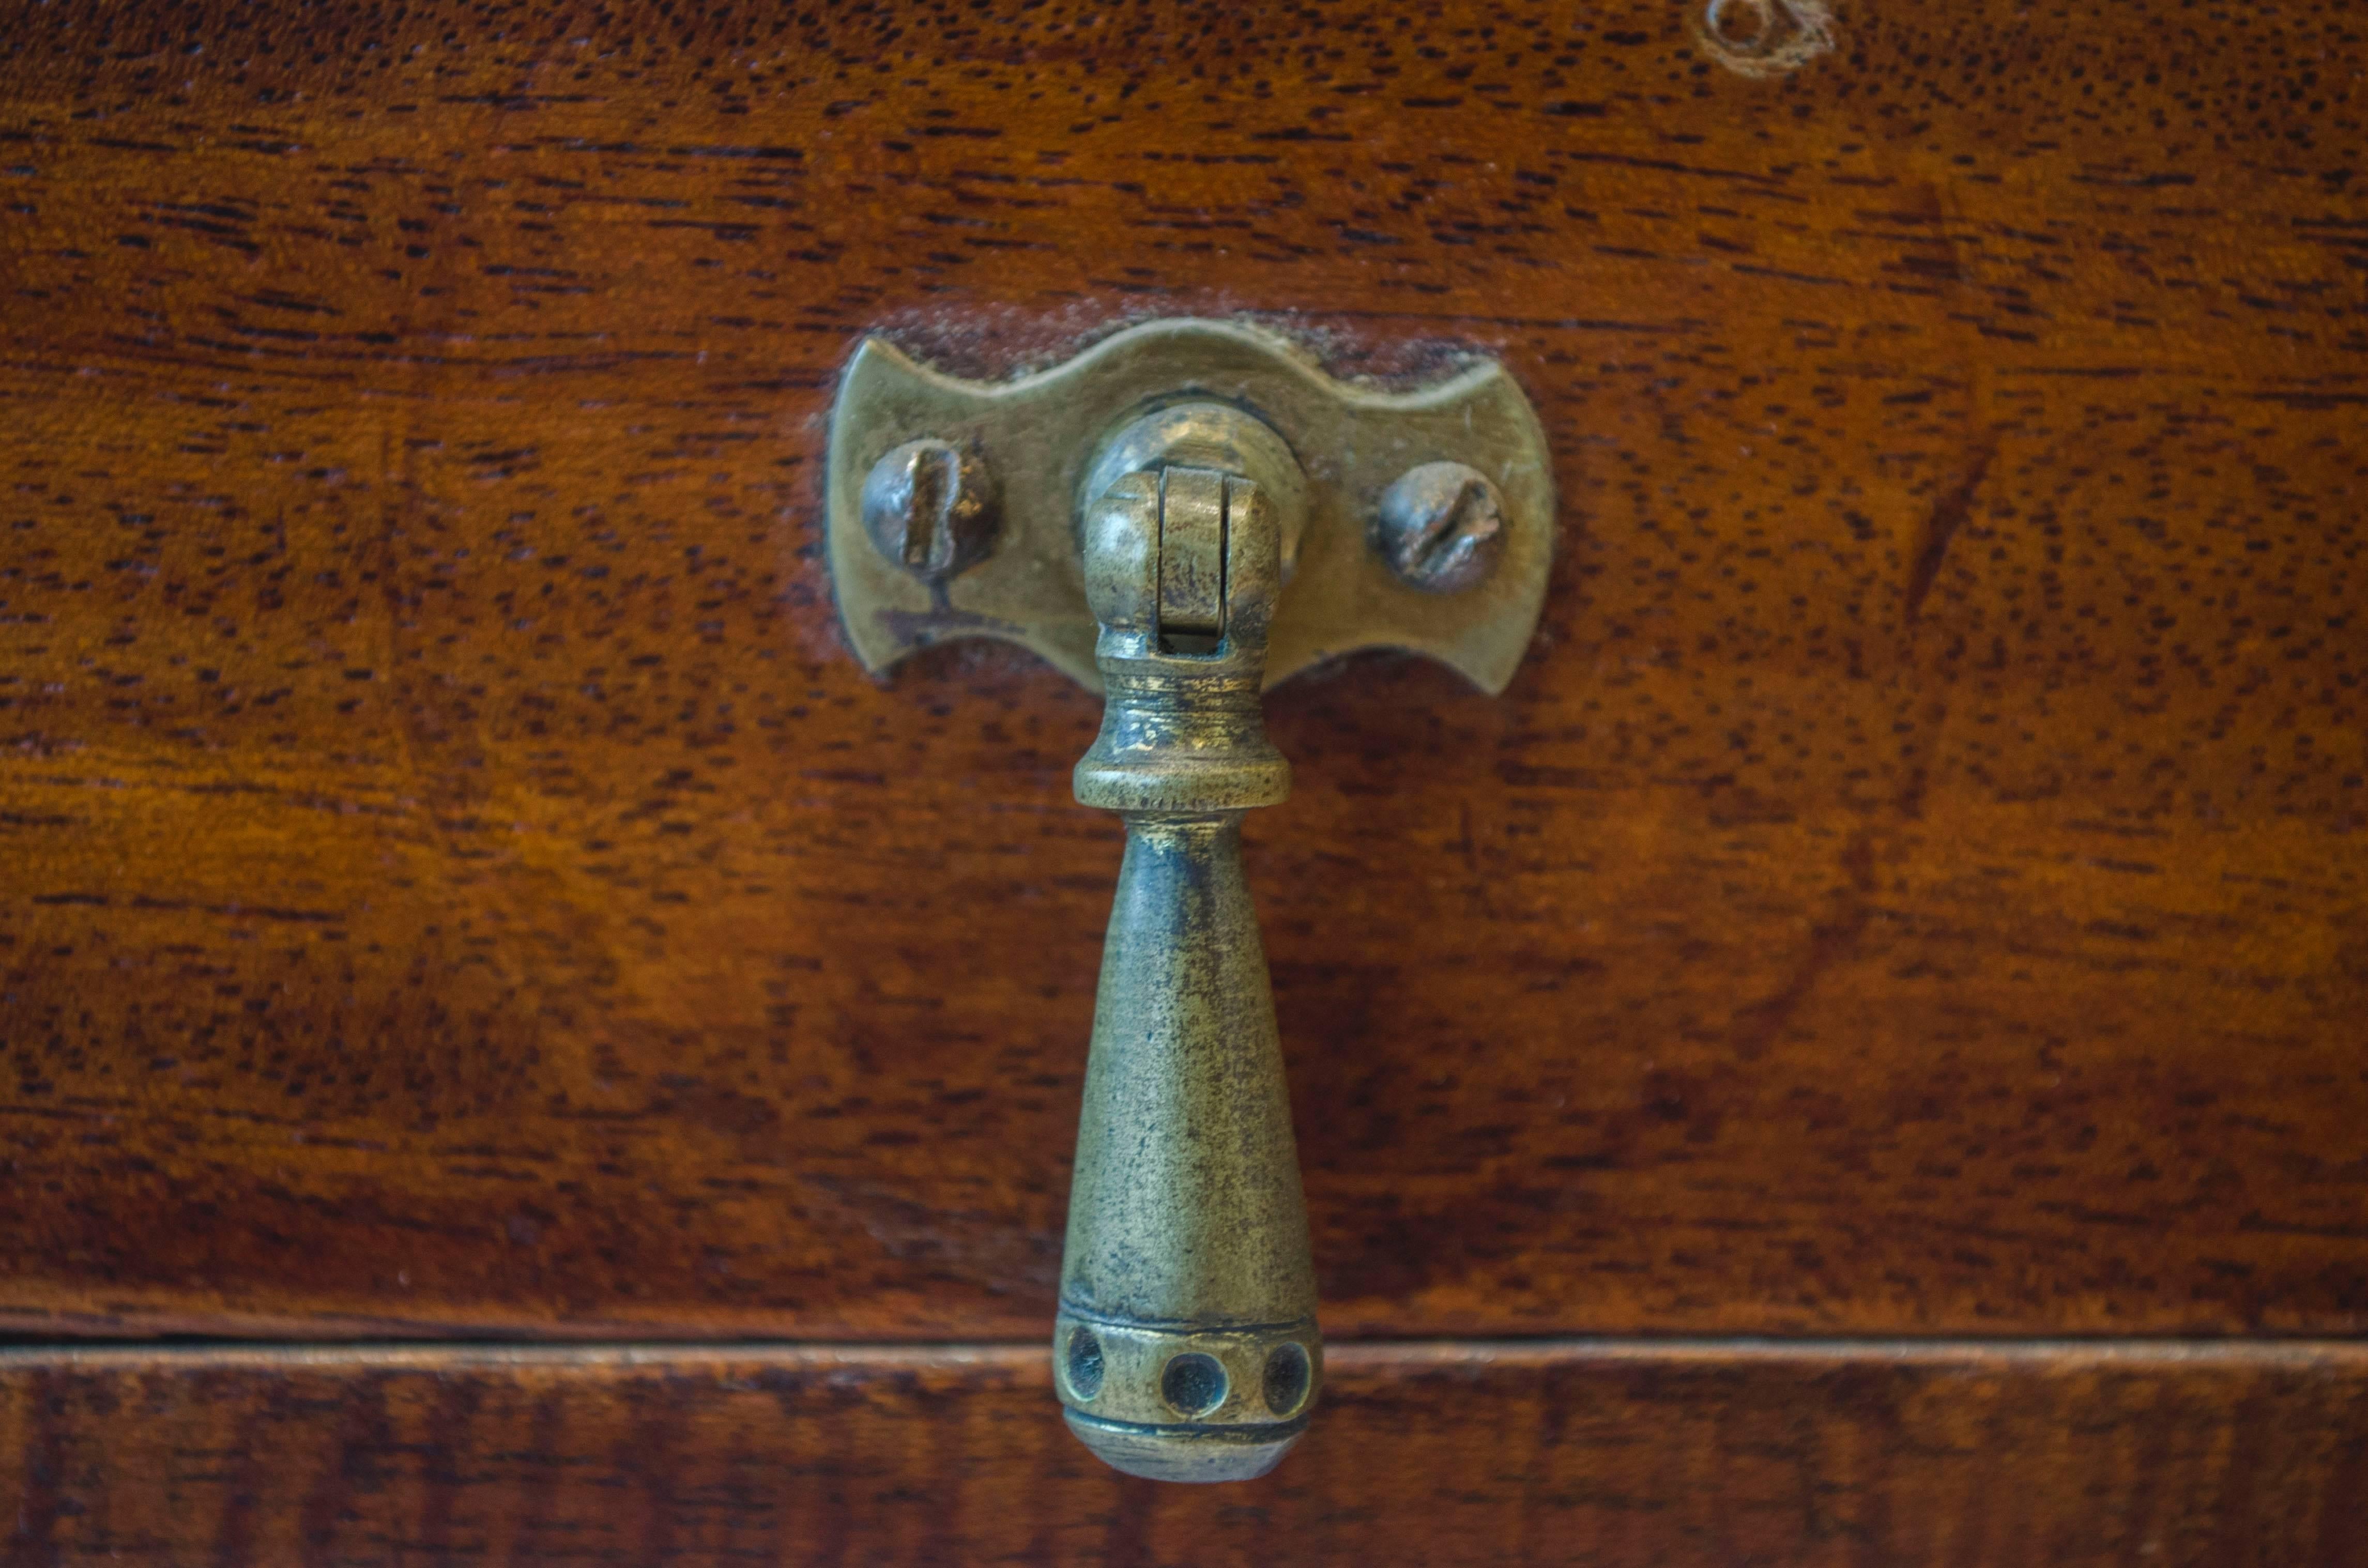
[
  {"xmin": 4, "ymin": 1339, "xmax": 2365, "ymax": 1566},
  {"xmin": 2, "ymin": 1, "xmax": 2364, "ymax": 1341}
]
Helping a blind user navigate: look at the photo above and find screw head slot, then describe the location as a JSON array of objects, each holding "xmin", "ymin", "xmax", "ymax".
[
  {"xmin": 1374, "ymin": 461, "xmax": 1507, "ymax": 594},
  {"xmin": 861, "ymin": 437, "xmax": 999, "ymax": 586}
]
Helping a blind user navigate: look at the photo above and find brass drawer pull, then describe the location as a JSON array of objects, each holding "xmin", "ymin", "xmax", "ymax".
[
  {"xmin": 826, "ymin": 320, "xmax": 1552, "ymax": 1481},
  {"xmin": 1056, "ymin": 407, "xmax": 1314, "ymax": 1482}
]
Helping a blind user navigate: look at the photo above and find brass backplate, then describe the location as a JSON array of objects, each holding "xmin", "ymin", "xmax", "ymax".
[{"xmin": 823, "ymin": 318, "xmax": 1554, "ymax": 694}]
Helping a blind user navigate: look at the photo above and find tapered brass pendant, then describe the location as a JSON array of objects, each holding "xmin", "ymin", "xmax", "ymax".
[
  {"xmin": 1056, "ymin": 429, "xmax": 1316, "ymax": 1483},
  {"xmin": 823, "ymin": 319, "xmax": 1553, "ymax": 1482}
]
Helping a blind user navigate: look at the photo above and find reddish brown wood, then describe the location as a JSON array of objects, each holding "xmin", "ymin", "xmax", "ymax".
[
  {"xmin": 2, "ymin": 1, "xmax": 2364, "ymax": 1342},
  {"xmin": 2, "ymin": 1340, "xmax": 2364, "ymax": 1566}
]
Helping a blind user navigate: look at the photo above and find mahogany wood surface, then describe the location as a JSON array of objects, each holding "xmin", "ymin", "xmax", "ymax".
[
  {"xmin": 3, "ymin": 0, "xmax": 2365, "ymax": 1344},
  {"xmin": 5, "ymin": 1340, "xmax": 2366, "ymax": 1567}
]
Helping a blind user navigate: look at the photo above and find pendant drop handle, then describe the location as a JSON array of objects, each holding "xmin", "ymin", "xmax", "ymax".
[
  {"xmin": 1051, "ymin": 457, "xmax": 1323, "ymax": 1483},
  {"xmin": 823, "ymin": 327, "xmax": 1557, "ymax": 1484}
]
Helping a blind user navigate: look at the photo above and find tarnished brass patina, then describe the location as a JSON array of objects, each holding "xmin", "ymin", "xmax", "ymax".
[
  {"xmin": 822, "ymin": 319, "xmax": 1552, "ymax": 1483},
  {"xmin": 1056, "ymin": 434, "xmax": 1317, "ymax": 1483},
  {"xmin": 824, "ymin": 317, "xmax": 1552, "ymax": 693}
]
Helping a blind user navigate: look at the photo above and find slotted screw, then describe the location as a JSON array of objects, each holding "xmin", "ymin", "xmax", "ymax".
[
  {"xmin": 1373, "ymin": 461, "xmax": 1507, "ymax": 594},
  {"xmin": 860, "ymin": 438, "xmax": 999, "ymax": 586}
]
